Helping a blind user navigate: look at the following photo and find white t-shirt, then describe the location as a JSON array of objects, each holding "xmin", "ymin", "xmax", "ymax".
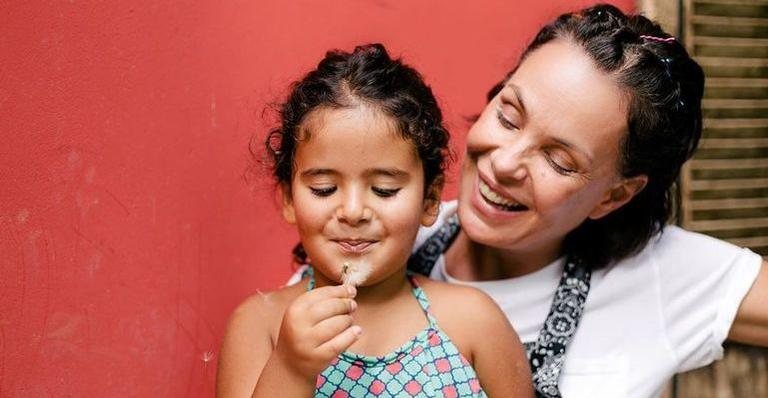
[{"xmin": 414, "ymin": 201, "xmax": 762, "ymax": 398}]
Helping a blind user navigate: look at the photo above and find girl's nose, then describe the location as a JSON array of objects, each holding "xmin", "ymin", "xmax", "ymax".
[
  {"xmin": 335, "ymin": 190, "xmax": 372, "ymax": 225},
  {"xmin": 490, "ymin": 145, "xmax": 529, "ymax": 183}
]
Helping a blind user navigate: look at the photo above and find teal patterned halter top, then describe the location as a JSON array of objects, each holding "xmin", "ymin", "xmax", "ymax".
[{"xmin": 305, "ymin": 268, "xmax": 487, "ymax": 398}]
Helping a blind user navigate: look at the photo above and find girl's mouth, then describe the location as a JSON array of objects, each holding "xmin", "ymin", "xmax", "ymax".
[
  {"xmin": 334, "ymin": 240, "xmax": 377, "ymax": 254},
  {"xmin": 478, "ymin": 179, "xmax": 528, "ymax": 211}
]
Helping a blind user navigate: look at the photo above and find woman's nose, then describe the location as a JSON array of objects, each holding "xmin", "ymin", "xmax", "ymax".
[
  {"xmin": 335, "ymin": 189, "xmax": 372, "ymax": 225},
  {"xmin": 490, "ymin": 144, "xmax": 529, "ymax": 183}
]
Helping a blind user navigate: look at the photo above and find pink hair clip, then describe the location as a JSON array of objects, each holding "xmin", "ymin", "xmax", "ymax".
[{"xmin": 640, "ymin": 35, "xmax": 676, "ymax": 43}]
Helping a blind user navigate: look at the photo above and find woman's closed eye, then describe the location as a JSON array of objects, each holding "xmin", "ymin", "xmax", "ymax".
[
  {"xmin": 495, "ymin": 107, "xmax": 518, "ymax": 130},
  {"xmin": 545, "ymin": 151, "xmax": 578, "ymax": 176},
  {"xmin": 372, "ymin": 187, "xmax": 401, "ymax": 197}
]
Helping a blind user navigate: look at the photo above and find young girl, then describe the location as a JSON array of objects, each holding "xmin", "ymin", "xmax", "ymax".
[{"xmin": 216, "ymin": 44, "xmax": 533, "ymax": 398}]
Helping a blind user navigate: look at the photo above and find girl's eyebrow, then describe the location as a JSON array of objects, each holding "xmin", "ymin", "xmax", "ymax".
[
  {"xmin": 365, "ymin": 168, "xmax": 409, "ymax": 178},
  {"xmin": 300, "ymin": 168, "xmax": 337, "ymax": 178},
  {"xmin": 299, "ymin": 168, "xmax": 410, "ymax": 178}
]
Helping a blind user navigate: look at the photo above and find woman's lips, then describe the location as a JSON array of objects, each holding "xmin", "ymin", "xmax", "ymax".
[
  {"xmin": 334, "ymin": 240, "xmax": 377, "ymax": 254},
  {"xmin": 477, "ymin": 178, "xmax": 528, "ymax": 211}
]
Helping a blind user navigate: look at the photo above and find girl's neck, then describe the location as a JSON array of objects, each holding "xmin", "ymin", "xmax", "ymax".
[{"xmin": 445, "ymin": 231, "xmax": 563, "ymax": 281}]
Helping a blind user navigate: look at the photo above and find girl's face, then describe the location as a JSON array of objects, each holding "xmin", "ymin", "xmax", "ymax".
[
  {"xmin": 458, "ymin": 40, "xmax": 646, "ymax": 256},
  {"xmin": 282, "ymin": 105, "xmax": 439, "ymax": 286}
]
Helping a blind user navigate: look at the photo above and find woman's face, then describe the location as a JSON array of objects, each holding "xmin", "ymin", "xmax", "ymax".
[{"xmin": 458, "ymin": 39, "xmax": 644, "ymax": 256}]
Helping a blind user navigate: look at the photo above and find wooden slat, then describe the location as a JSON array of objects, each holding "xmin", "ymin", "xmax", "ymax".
[
  {"xmin": 692, "ymin": 15, "xmax": 768, "ymax": 26},
  {"xmin": 689, "ymin": 197, "xmax": 768, "ymax": 210},
  {"xmin": 707, "ymin": 77, "xmax": 768, "ymax": 87},
  {"xmin": 693, "ymin": 0, "xmax": 768, "ymax": 5},
  {"xmin": 704, "ymin": 118, "xmax": 768, "ymax": 128},
  {"xmin": 699, "ymin": 138, "xmax": 768, "ymax": 148},
  {"xmin": 727, "ymin": 235, "xmax": 768, "ymax": 247},
  {"xmin": 688, "ymin": 217, "xmax": 768, "ymax": 231},
  {"xmin": 691, "ymin": 178, "xmax": 768, "ymax": 190},
  {"xmin": 690, "ymin": 158, "xmax": 768, "ymax": 169},
  {"xmin": 702, "ymin": 99, "xmax": 768, "ymax": 108},
  {"xmin": 695, "ymin": 36, "xmax": 768, "ymax": 46},
  {"xmin": 697, "ymin": 57, "xmax": 768, "ymax": 67}
]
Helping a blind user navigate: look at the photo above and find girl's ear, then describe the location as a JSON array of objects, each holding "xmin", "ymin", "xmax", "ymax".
[
  {"xmin": 588, "ymin": 174, "xmax": 648, "ymax": 220},
  {"xmin": 421, "ymin": 175, "xmax": 444, "ymax": 227},
  {"xmin": 281, "ymin": 183, "xmax": 296, "ymax": 224}
]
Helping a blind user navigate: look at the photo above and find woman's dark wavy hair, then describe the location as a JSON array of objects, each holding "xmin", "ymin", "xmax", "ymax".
[
  {"xmin": 487, "ymin": 4, "xmax": 704, "ymax": 269},
  {"xmin": 260, "ymin": 43, "xmax": 450, "ymax": 264}
]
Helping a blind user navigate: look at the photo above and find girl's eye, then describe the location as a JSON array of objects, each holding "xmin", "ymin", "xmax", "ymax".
[
  {"xmin": 372, "ymin": 187, "xmax": 401, "ymax": 197},
  {"xmin": 495, "ymin": 107, "xmax": 518, "ymax": 130},
  {"xmin": 309, "ymin": 186, "xmax": 336, "ymax": 197}
]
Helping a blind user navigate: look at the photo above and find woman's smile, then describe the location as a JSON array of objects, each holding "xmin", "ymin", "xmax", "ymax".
[{"xmin": 477, "ymin": 178, "xmax": 528, "ymax": 211}]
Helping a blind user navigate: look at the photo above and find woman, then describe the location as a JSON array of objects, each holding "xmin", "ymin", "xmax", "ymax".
[{"xmin": 405, "ymin": 4, "xmax": 767, "ymax": 398}]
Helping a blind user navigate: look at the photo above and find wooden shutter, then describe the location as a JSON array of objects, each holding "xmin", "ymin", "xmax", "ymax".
[
  {"xmin": 681, "ymin": 0, "xmax": 768, "ymax": 257},
  {"xmin": 674, "ymin": 1, "xmax": 768, "ymax": 397}
]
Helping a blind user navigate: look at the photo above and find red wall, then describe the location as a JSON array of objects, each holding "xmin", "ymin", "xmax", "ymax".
[{"xmin": 1, "ymin": 1, "xmax": 633, "ymax": 396}]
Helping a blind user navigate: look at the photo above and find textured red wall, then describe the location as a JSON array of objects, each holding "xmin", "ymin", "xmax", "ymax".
[{"xmin": 1, "ymin": 1, "xmax": 633, "ymax": 396}]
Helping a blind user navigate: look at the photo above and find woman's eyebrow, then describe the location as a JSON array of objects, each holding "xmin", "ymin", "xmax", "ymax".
[
  {"xmin": 504, "ymin": 83, "xmax": 527, "ymax": 115},
  {"xmin": 552, "ymin": 137, "xmax": 593, "ymax": 164}
]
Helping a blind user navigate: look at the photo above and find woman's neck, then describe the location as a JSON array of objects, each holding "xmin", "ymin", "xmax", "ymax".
[{"xmin": 445, "ymin": 231, "xmax": 563, "ymax": 281}]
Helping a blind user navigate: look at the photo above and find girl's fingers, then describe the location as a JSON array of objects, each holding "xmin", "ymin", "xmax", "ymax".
[
  {"xmin": 308, "ymin": 298, "xmax": 357, "ymax": 324},
  {"xmin": 313, "ymin": 314, "xmax": 355, "ymax": 344},
  {"xmin": 299, "ymin": 284, "xmax": 356, "ymax": 308},
  {"xmin": 317, "ymin": 325, "xmax": 363, "ymax": 358}
]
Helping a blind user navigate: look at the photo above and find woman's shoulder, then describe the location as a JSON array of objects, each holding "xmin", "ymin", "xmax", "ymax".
[{"xmin": 637, "ymin": 225, "xmax": 761, "ymax": 267}]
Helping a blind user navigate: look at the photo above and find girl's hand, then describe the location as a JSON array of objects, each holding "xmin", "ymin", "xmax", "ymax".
[{"xmin": 272, "ymin": 284, "xmax": 361, "ymax": 380}]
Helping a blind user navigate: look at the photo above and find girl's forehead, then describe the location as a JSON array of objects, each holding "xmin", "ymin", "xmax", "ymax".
[
  {"xmin": 295, "ymin": 105, "xmax": 420, "ymax": 166},
  {"xmin": 300, "ymin": 105, "xmax": 399, "ymax": 138}
]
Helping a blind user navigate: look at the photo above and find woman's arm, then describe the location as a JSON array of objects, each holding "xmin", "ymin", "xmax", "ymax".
[{"xmin": 729, "ymin": 260, "xmax": 768, "ymax": 346}]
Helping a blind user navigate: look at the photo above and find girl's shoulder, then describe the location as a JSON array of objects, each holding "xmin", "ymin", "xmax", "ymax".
[
  {"xmin": 224, "ymin": 281, "xmax": 307, "ymax": 342},
  {"xmin": 413, "ymin": 275, "xmax": 521, "ymax": 367},
  {"xmin": 414, "ymin": 274, "xmax": 498, "ymax": 311},
  {"xmin": 414, "ymin": 275, "xmax": 514, "ymax": 338}
]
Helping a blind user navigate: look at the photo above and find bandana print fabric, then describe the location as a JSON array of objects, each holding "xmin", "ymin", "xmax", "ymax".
[{"xmin": 307, "ymin": 271, "xmax": 487, "ymax": 397}]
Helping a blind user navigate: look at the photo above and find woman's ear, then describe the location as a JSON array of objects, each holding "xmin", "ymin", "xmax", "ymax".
[
  {"xmin": 421, "ymin": 175, "xmax": 445, "ymax": 227},
  {"xmin": 281, "ymin": 183, "xmax": 296, "ymax": 224},
  {"xmin": 589, "ymin": 174, "xmax": 648, "ymax": 220}
]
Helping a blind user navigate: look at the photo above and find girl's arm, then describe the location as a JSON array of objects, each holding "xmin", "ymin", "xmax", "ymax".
[
  {"xmin": 466, "ymin": 291, "xmax": 534, "ymax": 397},
  {"xmin": 216, "ymin": 284, "xmax": 360, "ymax": 398},
  {"xmin": 216, "ymin": 294, "xmax": 275, "ymax": 397},
  {"xmin": 730, "ymin": 260, "xmax": 768, "ymax": 346}
]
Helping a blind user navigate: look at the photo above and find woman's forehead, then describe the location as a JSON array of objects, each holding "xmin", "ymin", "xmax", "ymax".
[{"xmin": 507, "ymin": 40, "xmax": 629, "ymax": 147}]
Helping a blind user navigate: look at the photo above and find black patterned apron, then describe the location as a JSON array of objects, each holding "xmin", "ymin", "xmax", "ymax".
[{"xmin": 407, "ymin": 215, "xmax": 592, "ymax": 398}]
